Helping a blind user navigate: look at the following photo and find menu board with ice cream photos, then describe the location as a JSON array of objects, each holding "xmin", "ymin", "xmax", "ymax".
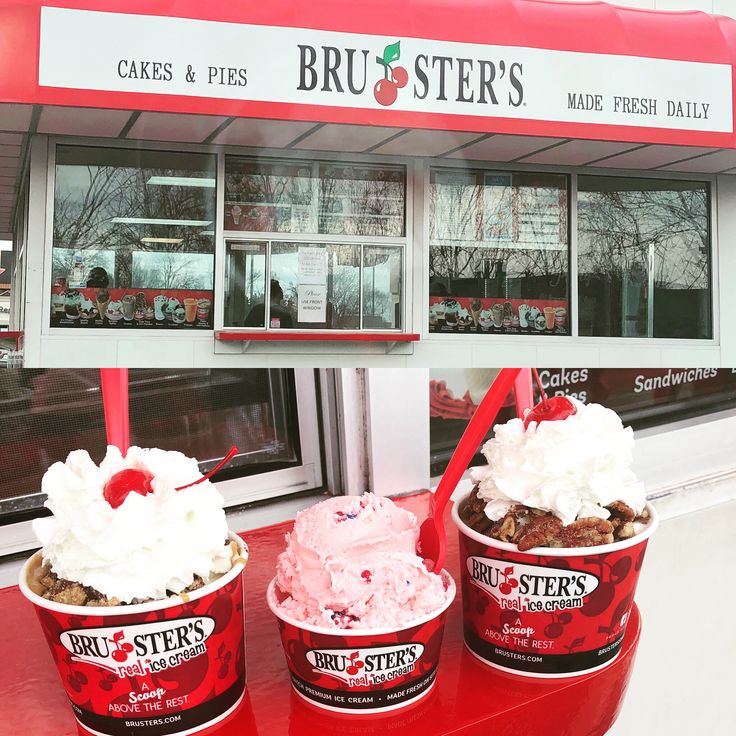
[
  {"xmin": 429, "ymin": 296, "xmax": 568, "ymax": 335},
  {"xmin": 50, "ymin": 287, "xmax": 214, "ymax": 329}
]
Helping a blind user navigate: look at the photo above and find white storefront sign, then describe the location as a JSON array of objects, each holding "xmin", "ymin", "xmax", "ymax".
[{"xmin": 38, "ymin": 7, "xmax": 733, "ymax": 133}]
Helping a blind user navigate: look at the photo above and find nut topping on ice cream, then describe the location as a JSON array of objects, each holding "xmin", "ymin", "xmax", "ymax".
[
  {"xmin": 32, "ymin": 446, "xmax": 235, "ymax": 604},
  {"xmin": 273, "ymin": 494, "xmax": 449, "ymax": 629},
  {"xmin": 461, "ymin": 399, "xmax": 649, "ymax": 549}
]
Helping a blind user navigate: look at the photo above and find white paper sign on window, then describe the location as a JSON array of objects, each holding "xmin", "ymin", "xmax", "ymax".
[
  {"xmin": 298, "ymin": 284, "xmax": 327, "ymax": 322},
  {"xmin": 298, "ymin": 246, "xmax": 327, "ymax": 285}
]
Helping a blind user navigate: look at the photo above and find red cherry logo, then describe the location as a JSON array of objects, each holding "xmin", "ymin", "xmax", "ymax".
[
  {"xmin": 523, "ymin": 395, "xmax": 577, "ymax": 428},
  {"xmin": 103, "ymin": 468, "xmax": 154, "ymax": 508},
  {"xmin": 374, "ymin": 78, "xmax": 398, "ymax": 106},
  {"xmin": 391, "ymin": 66, "xmax": 408, "ymax": 88}
]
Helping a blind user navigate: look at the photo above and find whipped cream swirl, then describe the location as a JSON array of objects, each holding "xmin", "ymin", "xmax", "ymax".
[
  {"xmin": 33, "ymin": 446, "xmax": 232, "ymax": 603},
  {"xmin": 471, "ymin": 400, "xmax": 645, "ymax": 526}
]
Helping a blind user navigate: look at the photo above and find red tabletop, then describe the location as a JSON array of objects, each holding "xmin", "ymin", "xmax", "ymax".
[{"xmin": 1, "ymin": 493, "xmax": 640, "ymax": 736}]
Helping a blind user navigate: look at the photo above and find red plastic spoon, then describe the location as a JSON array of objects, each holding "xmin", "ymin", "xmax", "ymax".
[
  {"xmin": 100, "ymin": 368, "xmax": 130, "ymax": 455},
  {"xmin": 418, "ymin": 368, "xmax": 521, "ymax": 573}
]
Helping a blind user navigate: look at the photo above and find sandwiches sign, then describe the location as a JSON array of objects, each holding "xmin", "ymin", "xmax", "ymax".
[{"xmin": 38, "ymin": 7, "xmax": 732, "ymax": 133}]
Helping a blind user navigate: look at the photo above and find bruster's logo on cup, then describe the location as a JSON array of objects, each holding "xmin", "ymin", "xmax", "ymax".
[
  {"xmin": 306, "ymin": 643, "xmax": 425, "ymax": 686},
  {"xmin": 468, "ymin": 557, "xmax": 599, "ymax": 613},
  {"xmin": 60, "ymin": 617, "xmax": 216, "ymax": 676}
]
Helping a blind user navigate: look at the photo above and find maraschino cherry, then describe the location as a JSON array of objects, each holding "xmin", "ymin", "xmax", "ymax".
[
  {"xmin": 523, "ymin": 369, "xmax": 577, "ymax": 428},
  {"xmin": 102, "ymin": 446, "xmax": 240, "ymax": 508},
  {"xmin": 103, "ymin": 468, "xmax": 154, "ymax": 508}
]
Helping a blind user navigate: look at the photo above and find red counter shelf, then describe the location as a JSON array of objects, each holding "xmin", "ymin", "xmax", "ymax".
[
  {"xmin": 0, "ymin": 493, "xmax": 640, "ymax": 736},
  {"xmin": 215, "ymin": 331, "xmax": 420, "ymax": 353}
]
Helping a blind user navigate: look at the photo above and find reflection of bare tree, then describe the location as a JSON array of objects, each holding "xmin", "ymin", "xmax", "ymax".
[
  {"xmin": 53, "ymin": 153, "xmax": 215, "ymax": 290},
  {"xmin": 319, "ymin": 166, "xmax": 404, "ymax": 237},
  {"xmin": 578, "ymin": 187, "xmax": 708, "ymax": 290},
  {"xmin": 428, "ymin": 173, "xmax": 568, "ymax": 296},
  {"xmin": 132, "ymin": 253, "xmax": 211, "ymax": 290}
]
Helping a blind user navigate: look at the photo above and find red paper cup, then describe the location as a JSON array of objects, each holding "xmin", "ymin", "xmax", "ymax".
[
  {"xmin": 267, "ymin": 571, "xmax": 455, "ymax": 714},
  {"xmin": 452, "ymin": 494, "xmax": 658, "ymax": 678},
  {"xmin": 19, "ymin": 533, "xmax": 248, "ymax": 736}
]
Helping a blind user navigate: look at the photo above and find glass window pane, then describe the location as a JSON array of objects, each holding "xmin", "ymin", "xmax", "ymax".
[
  {"xmin": 577, "ymin": 176, "xmax": 711, "ymax": 339},
  {"xmin": 224, "ymin": 159, "xmax": 316, "ymax": 233},
  {"xmin": 428, "ymin": 169, "xmax": 569, "ymax": 335},
  {"xmin": 224, "ymin": 157, "xmax": 405, "ymax": 236},
  {"xmin": 51, "ymin": 146, "xmax": 216, "ymax": 330},
  {"xmin": 363, "ymin": 246, "xmax": 402, "ymax": 329},
  {"xmin": 429, "ymin": 368, "xmax": 736, "ymax": 478},
  {"xmin": 0, "ymin": 369, "xmax": 303, "ymax": 505},
  {"xmin": 269, "ymin": 242, "xmax": 360, "ymax": 329},
  {"xmin": 225, "ymin": 241, "xmax": 267, "ymax": 328},
  {"xmin": 319, "ymin": 164, "xmax": 405, "ymax": 236}
]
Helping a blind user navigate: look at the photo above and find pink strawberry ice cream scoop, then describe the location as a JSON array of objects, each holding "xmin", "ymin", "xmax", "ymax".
[{"xmin": 273, "ymin": 494, "xmax": 450, "ymax": 629}]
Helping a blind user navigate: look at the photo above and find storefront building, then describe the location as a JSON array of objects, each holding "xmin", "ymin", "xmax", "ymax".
[{"xmin": 3, "ymin": 0, "xmax": 736, "ymax": 367}]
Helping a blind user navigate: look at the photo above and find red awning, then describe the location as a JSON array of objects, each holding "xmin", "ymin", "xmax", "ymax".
[{"xmin": 1, "ymin": 0, "xmax": 735, "ymax": 148}]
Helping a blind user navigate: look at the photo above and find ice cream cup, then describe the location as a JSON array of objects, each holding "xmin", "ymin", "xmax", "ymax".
[
  {"xmin": 19, "ymin": 533, "xmax": 249, "ymax": 736},
  {"xmin": 452, "ymin": 493, "xmax": 658, "ymax": 679},
  {"xmin": 267, "ymin": 571, "xmax": 456, "ymax": 714}
]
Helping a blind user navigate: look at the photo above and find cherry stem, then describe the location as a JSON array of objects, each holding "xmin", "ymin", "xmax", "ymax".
[
  {"xmin": 531, "ymin": 368, "xmax": 549, "ymax": 411},
  {"xmin": 176, "ymin": 446, "xmax": 239, "ymax": 491}
]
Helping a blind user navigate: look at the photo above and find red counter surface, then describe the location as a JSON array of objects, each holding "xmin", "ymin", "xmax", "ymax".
[{"xmin": 0, "ymin": 493, "xmax": 641, "ymax": 736}]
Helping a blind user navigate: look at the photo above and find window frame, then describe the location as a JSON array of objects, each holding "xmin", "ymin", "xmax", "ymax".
[
  {"xmin": 0, "ymin": 368, "xmax": 324, "ymax": 557},
  {"xmin": 217, "ymin": 153, "xmax": 410, "ymax": 334},
  {"xmin": 422, "ymin": 159, "xmax": 719, "ymax": 347},
  {"xmin": 44, "ymin": 141, "xmax": 219, "ymax": 332},
  {"xmin": 39, "ymin": 138, "xmax": 413, "ymax": 338}
]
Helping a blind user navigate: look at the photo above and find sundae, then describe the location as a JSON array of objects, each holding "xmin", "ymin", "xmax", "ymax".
[
  {"xmin": 443, "ymin": 299, "xmax": 459, "ymax": 327},
  {"xmin": 96, "ymin": 288, "xmax": 110, "ymax": 318},
  {"xmin": 106, "ymin": 301, "xmax": 123, "ymax": 322},
  {"xmin": 28, "ymin": 446, "xmax": 242, "ymax": 605},
  {"xmin": 470, "ymin": 299, "xmax": 482, "ymax": 327},
  {"xmin": 64, "ymin": 290, "xmax": 82, "ymax": 320},
  {"xmin": 21, "ymin": 446, "xmax": 249, "ymax": 734},
  {"xmin": 459, "ymin": 399, "xmax": 650, "ymax": 550},
  {"xmin": 272, "ymin": 494, "xmax": 450, "ymax": 629}
]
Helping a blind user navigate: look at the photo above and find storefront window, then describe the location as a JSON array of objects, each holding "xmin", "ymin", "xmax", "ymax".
[
  {"xmin": 363, "ymin": 246, "xmax": 402, "ymax": 329},
  {"xmin": 223, "ymin": 157, "xmax": 406, "ymax": 331},
  {"xmin": 224, "ymin": 158, "xmax": 405, "ymax": 237},
  {"xmin": 429, "ymin": 368, "xmax": 736, "ymax": 477},
  {"xmin": 428, "ymin": 168, "xmax": 569, "ymax": 335},
  {"xmin": 578, "ymin": 176, "xmax": 711, "ymax": 339},
  {"xmin": 51, "ymin": 146, "xmax": 216, "ymax": 330},
  {"xmin": 0, "ymin": 368, "xmax": 307, "ymax": 511}
]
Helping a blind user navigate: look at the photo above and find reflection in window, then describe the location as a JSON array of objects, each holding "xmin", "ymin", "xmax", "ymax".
[
  {"xmin": 225, "ymin": 241, "xmax": 267, "ymax": 327},
  {"xmin": 428, "ymin": 169, "xmax": 569, "ymax": 335},
  {"xmin": 269, "ymin": 242, "xmax": 361, "ymax": 330},
  {"xmin": 0, "ymin": 369, "xmax": 302, "ymax": 503},
  {"xmin": 224, "ymin": 241, "xmax": 403, "ymax": 331},
  {"xmin": 224, "ymin": 158, "xmax": 405, "ymax": 237},
  {"xmin": 51, "ymin": 146, "xmax": 216, "ymax": 329},
  {"xmin": 363, "ymin": 247, "xmax": 402, "ymax": 329},
  {"xmin": 578, "ymin": 177, "xmax": 711, "ymax": 339}
]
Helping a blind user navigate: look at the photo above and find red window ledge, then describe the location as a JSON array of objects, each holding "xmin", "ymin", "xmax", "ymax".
[
  {"xmin": 215, "ymin": 331, "xmax": 420, "ymax": 352},
  {"xmin": 1, "ymin": 492, "xmax": 640, "ymax": 736}
]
